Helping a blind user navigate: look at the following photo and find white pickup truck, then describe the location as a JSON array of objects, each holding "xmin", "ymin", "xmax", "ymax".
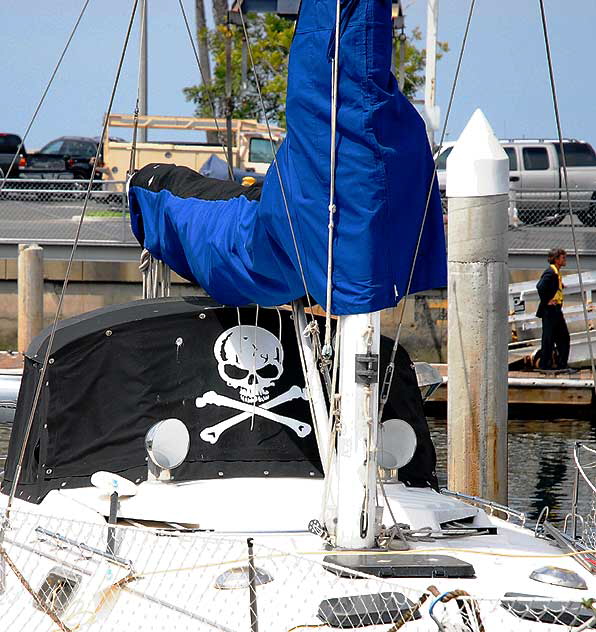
[{"xmin": 436, "ymin": 139, "xmax": 596, "ymax": 226}]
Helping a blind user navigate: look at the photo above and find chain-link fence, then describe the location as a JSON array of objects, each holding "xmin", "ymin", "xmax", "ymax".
[
  {"xmin": 441, "ymin": 189, "xmax": 596, "ymax": 229},
  {"xmin": 1, "ymin": 181, "xmax": 596, "ymax": 255},
  {"xmin": 509, "ymin": 189, "xmax": 596, "ymax": 229},
  {"xmin": 0, "ymin": 178, "xmax": 134, "ymax": 244},
  {"xmin": 441, "ymin": 188, "xmax": 596, "ymax": 256}
]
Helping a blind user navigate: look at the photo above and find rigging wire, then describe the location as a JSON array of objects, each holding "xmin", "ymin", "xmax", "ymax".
[
  {"xmin": 538, "ymin": 0, "xmax": 596, "ymax": 380},
  {"xmin": 127, "ymin": 0, "xmax": 148, "ymax": 178},
  {"xmin": 2, "ymin": 0, "xmax": 142, "ymax": 525},
  {"xmin": 378, "ymin": 0, "xmax": 477, "ymax": 420},
  {"xmin": 0, "ymin": 0, "xmax": 92, "ymax": 193},
  {"xmin": 235, "ymin": 7, "xmax": 333, "ymax": 395},
  {"xmin": 177, "ymin": 0, "xmax": 234, "ymax": 180},
  {"xmin": 235, "ymin": 12, "xmax": 316, "ymax": 319}
]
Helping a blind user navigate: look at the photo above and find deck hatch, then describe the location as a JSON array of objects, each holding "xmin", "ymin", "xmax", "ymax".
[
  {"xmin": 323, "ymin": 553, "xmax": 475, "ymax": 579},
  {"xmin": 501, "ymin": 592, "xmax": 596, "ymax": 626},
  {"xmin": 35, "ymin": 566, "xmax": 81, "ymax": 615},
  {"xmin": 317, "ymin": 591, "xmax": 419, "ymax": 628}
]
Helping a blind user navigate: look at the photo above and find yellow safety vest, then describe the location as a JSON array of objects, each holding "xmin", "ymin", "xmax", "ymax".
[{"xmin": 550, "ymin": 264, "xmax": 563, "ymax": 305}]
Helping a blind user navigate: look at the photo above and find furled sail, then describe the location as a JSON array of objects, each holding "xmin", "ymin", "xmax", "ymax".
[{"xmin": 128, "ymin": 0, "xmax": 446, "ymax": 315}]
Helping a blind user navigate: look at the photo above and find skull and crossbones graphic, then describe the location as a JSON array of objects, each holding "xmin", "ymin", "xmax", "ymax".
[{"xmin": 197, "ymin": 325, "xmax": 312, "ymax": 444}]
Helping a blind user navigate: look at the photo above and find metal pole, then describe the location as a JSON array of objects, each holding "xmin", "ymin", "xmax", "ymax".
[
  {"xmin": 398, "ymin": 32, "xmax": 406, "ymax": 92},
  {"xmin": 571, "ymin": 442, "xmax": 581, "ymax": 540},
  {"xmin": 247, "ymin": 538, "xmax": 258, "ymax": 632},
  {"xmin": 447, "ymin": 109, "xmax": 509, "ymax": 504},
  {"xmin": 138, "ymin": 0, "xmax": 148, "ymax": 142},
  {"xmin": 392, "ymin": 1, "xmax": 407, "ymax": 92},
  {"xmin": 107, "ymin": 491, "xmax": 118, "ymax": 556},
  {"xmin": 18, "ymin": 244, "xmax": 44, "ymax": 353},
  {"xmin": 424, "ymin": 0, "xmax": 439, "ymax": 147},
  {"xmin": 0, "ymin": 526, "xmax": 5, "ymax": 595},
  {"xmin": 225, "ymin": 25, "xmax": 234, "ymax": 176}
]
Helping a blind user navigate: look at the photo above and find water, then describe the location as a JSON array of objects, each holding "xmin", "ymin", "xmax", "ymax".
[
  {"xmin": 429, "ymin": 418, "xmax": 596, "ymax": 523},
  {"xmin": 1, "ymin": 419, "xmax": 595, "ymax": 524}
]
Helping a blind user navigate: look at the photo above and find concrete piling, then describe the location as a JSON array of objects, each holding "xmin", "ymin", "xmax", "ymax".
[
  {"xmin": 18, "ymin": 244, "xmax": 44, "ymax": 353},
  {"xmin": 447, "ymin": 110, "xmax": 509, "ymax": 503}
]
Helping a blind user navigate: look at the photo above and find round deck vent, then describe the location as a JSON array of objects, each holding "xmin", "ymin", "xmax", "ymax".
[
  {"xmin": 378, "ymin": 418, "xmax": 417, "ymax": 470},
  {"xmin": 215, "ymin": 566, "xmax": 273, "ymax": 590},
  {"xmin": 145, "ymin": 418, "xmax": 190, "ymax": 470}
]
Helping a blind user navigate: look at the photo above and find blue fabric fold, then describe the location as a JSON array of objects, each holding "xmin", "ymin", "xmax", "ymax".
[{"xmin": 129, "ymin": 0, "xmax": 446, "ymax": 314}]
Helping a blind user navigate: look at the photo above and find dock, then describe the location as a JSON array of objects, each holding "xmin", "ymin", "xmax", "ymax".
[{"xmin": 428, "ymin": 364, "xmax": 595, "ymax": 407}]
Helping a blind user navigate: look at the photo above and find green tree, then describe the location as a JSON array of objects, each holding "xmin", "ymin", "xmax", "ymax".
[
  {"xmin": 184, "ymin": 16, "xmax": 448, "ymax": 128},
  {"xmin": 398, "ymin": 27, "xmax": 449, "ymax": 100},
  {"xmin": 184, "ymin": 13, "xmax": 293, "ymax": 127}
]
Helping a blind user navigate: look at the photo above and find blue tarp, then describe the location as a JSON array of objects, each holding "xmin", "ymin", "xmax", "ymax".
[{"xmin": 129, "ymin": 0, "xmax": 446, "ymax": 314}]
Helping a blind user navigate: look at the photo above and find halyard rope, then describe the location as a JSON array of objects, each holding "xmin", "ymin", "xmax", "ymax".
[{"xmin": 322, "ymin": 0, "xmax": 343, "ymax": 364}]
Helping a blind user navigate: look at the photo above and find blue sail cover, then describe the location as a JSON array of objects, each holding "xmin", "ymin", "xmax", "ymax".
[{"xmin": 128, "ymin": 0, "xmax": 446, "ymax": 314}]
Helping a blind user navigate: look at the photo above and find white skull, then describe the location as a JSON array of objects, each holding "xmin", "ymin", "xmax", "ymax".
[{"xmin": 214, "ymin": 326, "xmax": 284, "ymax": 404}]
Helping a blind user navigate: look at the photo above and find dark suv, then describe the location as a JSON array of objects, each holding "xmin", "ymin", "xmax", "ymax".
[
  {"xmin": 0, "ymin": 133, "xmax": 26, "ymax": 178},
  {"xmin": 36, "ymin": 136, "xmax": 101, "ymax": 180}
]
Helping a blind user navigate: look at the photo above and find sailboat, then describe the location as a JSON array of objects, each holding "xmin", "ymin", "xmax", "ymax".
[{"xmin": 2, "ymin": 0, "xmax": 596, "ymax": 630}]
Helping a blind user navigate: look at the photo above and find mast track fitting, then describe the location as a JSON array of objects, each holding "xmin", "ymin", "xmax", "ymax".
[{"xmin": 355, "ymin": 354, "xmax": 379, "ymax": 385}]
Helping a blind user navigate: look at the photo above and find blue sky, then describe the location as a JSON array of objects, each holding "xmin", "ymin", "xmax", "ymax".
[{"xmin": 2, "ymin": 0, "xmax": 594, "ymax": 150}]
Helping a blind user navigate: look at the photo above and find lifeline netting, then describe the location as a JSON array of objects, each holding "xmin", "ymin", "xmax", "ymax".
[{"xmin": 1, "ymin": 508, "xmax": 595, "ymax": 632}]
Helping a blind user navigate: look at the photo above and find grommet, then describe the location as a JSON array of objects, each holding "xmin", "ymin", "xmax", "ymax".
[{"xmin": 199, "ymin": 313, "xmax": 206, "ymax": 320}]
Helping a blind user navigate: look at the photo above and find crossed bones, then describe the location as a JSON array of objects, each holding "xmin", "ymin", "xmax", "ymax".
[{"xmin": 197, "ymin": 385, "xmax": 311, "ymax": 444}]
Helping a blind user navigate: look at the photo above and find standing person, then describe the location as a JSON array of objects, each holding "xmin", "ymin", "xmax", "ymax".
[{"xmin": 536, "ymin": 248, "xmax": 571, "ymax": 370}]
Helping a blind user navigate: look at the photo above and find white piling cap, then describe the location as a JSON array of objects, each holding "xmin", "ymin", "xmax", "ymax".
[{"xmin": 446, "ymin": 109, "xmax": 509, "ymax": 197}]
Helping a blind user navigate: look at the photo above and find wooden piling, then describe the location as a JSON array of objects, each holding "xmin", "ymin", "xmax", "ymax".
[{"xmin": 18, "ymin": 244, "xmax": 44, "ymax": 352}]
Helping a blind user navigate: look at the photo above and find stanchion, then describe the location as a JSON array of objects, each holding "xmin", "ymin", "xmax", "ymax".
[{"xmin": 247, "ymin": 537, "xmax": 259, "ymax": 632}]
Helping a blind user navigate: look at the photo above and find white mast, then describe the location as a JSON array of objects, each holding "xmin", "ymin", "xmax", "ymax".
[{"xmin": 335, "ymin": 311, "xmax": 381, "ymax": 548}]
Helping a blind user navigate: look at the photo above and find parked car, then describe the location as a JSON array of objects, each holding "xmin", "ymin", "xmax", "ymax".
[
  {"xmin": 436, "ymin": 139, "xmax": 596, "ymax": 226},
  {"xmin": 33, "ymin": 136, "xmax": 102, "ymax": 180},
  {"xmin": 0, "ymin": 133, "xmax": 26, "ymax": 179}
]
